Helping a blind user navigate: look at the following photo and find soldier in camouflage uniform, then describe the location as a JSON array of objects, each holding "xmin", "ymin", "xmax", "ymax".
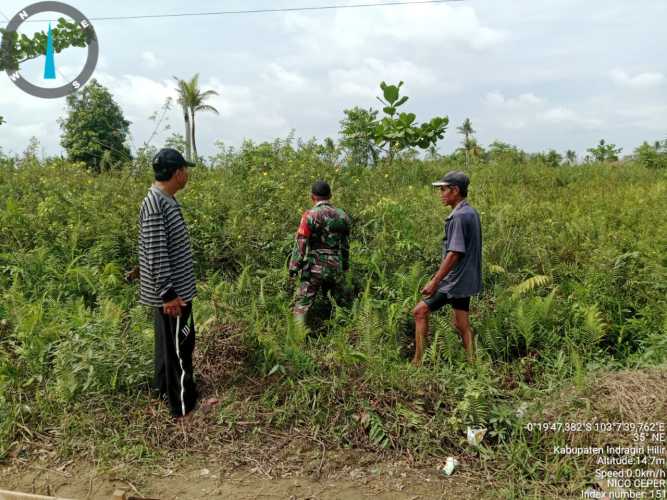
[{"xmin": 289, "ymin": 180, "xmax": 351, "ymax": 321}]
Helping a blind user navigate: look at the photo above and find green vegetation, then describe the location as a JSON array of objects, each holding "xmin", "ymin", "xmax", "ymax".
[
  {"xmin": 58, "ymin": 79, "xmax": 132, "ymax": 172},
  {"xmin": 635, "ymin": 140, "xmax": 667, "ymax": 170},
  {"xmin": 0, "ymin": 134, "xmax": 665, "ymax": 495},
  {"xmin": 339, "ymin": 81, "xmax": 448, "ymax": 166},
  {"xmin": 587, "ymin": 138, "xmax": 622, "ymax": 163}
]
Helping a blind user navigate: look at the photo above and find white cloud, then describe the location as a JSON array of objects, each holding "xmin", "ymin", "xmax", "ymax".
[
  {"xmin": 505, "ymin": 119, "xmax": 527, "ymax": 130},
  {"xmin": 190, "ymin": 78, "xmax": 288, "ymax": 137},
  {"xmin": 484, "ymin": 91, "xmax": 543, "ymax": 108},
  {"xmin": 202, "ymin": 78, "xmax": 255, "ymax": 118},
  {"xmin": 330, "ymin": 58, "xmax": 440, "ymax": 99},
  {"xmin": 614, "ymin": 103, "xmax": 667, "ymax": 131},
  {"xmin": 540, "ymin": 107, "xmax": 602, "ymax": 128},
  {"xmin": 0, "ymin": 75, "xmax": 64, "ymax": 154},
  {"xmin": 95, "ymin": 73, "xmax": 176, "ymax": 116},
  {"xmin": 482, "ymin": 92, "xmax": 603, "ymax": 131},
  {"xmin": 375, "ymin": 4, "xmax": 507, "ymax": 50},
  {"xmin": 610, "ymin": 68, "xmax": 664, "ymax": 89},
  {"xmin": 141, "ymin": 51, "xmax": 163, "ymax": 70},
  {"xmin": 261, "ymin": 63, "xmax": 309, "ymax": 91},
  {"xmin": 282, "ymin": 3, "xmax": 507, "ymax": 66}
]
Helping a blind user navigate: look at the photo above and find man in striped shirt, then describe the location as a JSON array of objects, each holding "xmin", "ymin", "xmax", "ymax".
[{"xmin": 138, "ymin": 148, "xmax": 198, "ymax": 419}]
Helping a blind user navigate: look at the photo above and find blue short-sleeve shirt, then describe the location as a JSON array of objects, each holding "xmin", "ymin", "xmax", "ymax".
[{"xmin": 438, "ymin": 200, "xmax": 483, "ymax": 298}]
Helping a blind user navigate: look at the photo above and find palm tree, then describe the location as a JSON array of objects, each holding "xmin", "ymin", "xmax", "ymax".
[
  {"xmin": 457, "ymin": 118, "xmax": 475, "ymax": 167},
  {"xmin": 565, "ymin": 150, "xmax": 577, "ymax": 165},
  {"xmin": 173, "ymin": 74, "xmax": 220, "ymax": 162},
  {"xmin": 175, "ymin": 81, "xmax": 192, "ymax": 161}
]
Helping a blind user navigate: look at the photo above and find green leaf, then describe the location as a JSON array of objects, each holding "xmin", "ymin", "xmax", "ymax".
[
  {"xmin": 383, "ymin": 106, "xmax": 396, "ymax": 116},
  {"xmin": 382, "ymin": 84, "xmax": 400, "ymax": 105},
  {"xmin": 395, "ymin": 96, "xmax": 409, "ymax": 108},
  {"xmin": 399, "ymin": 113, "xmax": 416, "ymax": 125}
]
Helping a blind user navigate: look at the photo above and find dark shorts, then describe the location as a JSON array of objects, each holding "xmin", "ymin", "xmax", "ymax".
[{"xmin": 423, "ymin": 291, "xmax": 470, "ymax": 312}]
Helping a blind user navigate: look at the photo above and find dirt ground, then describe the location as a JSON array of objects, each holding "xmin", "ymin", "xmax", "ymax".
[{"xmin": 1, "ymin": 455, "xmax": 492, "ymax": 500}]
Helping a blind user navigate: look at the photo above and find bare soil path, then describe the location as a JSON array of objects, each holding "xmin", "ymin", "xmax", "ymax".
[{"xmin": 1, "ymin": 454, "xmax": 491, "ymax": 500}]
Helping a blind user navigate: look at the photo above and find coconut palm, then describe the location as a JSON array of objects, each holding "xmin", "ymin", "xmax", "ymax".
[
  {"xmin": 173, "ymin": 74, "xmax": 220, "ymax": 162},
  {"xmin": 565, "ymin": 150, "xmax": 577, "ymax": 165},
  {"xmin": 457, "ymin": 118, "xmax": 476, "ymax": 167}
]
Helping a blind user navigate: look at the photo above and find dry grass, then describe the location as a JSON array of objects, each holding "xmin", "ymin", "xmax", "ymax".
[{"xmin": 536, "ymin": 365, "xmax": 667, "ymax": 480}]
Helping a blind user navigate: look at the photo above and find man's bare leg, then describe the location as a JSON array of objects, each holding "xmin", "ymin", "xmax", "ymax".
[
  {"xmin": 453, "ymin": 308, "xmax": 475, "ymax": 362},
  {"xmin": 412, "ymin": 301, "xmax": 431, "ymax": 366}
]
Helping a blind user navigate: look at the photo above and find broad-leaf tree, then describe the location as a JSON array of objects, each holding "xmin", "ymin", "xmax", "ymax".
[
  {"xmin": 339, "ymin": 107, "xmax": 380, "ymax": 167},
  {"xmin": 174, "ymin": 74, "xmax": 219, "ymax": 162},
  {"xmin": 565, "ymin": 150, "xmax": 577, "ymax": 165},
  {"xmin": 165, "ymin": 133, "xmax": 187, "ymax": 152},
  {"xmin": 487, "ymin": 141, "xmax": 527, "ymax": 164},
  {"xmin": 532, "ymin": 149, "xmax": 563, "ymax": 168},
  {"xmin": 587, "ymin": 139, "xmax": 622, "ymax": 163},
  {"xmin": 373, "ymin": 81, "xmax": 448, "ymax": 164},
  {"xmin": 339, "ymin": 82, "xmax": 447, "ymax": 166},
  {"xmin": 635, "ymin": 141, "xmax": 667, "ymax": 170},
  {"xmin": 59, "ymin": 79, "xmax": 131, "ymax": 173}
]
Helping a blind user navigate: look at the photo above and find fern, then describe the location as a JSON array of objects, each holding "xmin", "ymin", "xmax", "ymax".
[
  {"xmin": 455, "ymin": 385, "xmax": 491, "ymax": 426},
  {"xmin": 367, "ymin": 411, "xmax": 391, "ymax": 448},
  {"xmin": 513, "ymin": 302, "xmax": 536, "ymax": 351},
  {"xmin": 395, "ymin": 403, "xmax": 424, "ymax": 429},
  {"xmin": 355, "ymin": 281, "xmax": 383, "ymax": 354},
  {"xmin": 578, "ymin": 303, "xmax": 606, "ymax": 347},
  {"xmin": 430, "ymin": 314, "xmax": 461, "ymax": 362},
  {"xmin": 511, "ymin": 275, "xmax": 552, "ymax": 298},
  {"xmin": 512, "ymin": 289, "xmax": 559, "ymax": 353},
  {"xmin": 533, "ymin": 289, "xmax": 556, "ymax": 322}
]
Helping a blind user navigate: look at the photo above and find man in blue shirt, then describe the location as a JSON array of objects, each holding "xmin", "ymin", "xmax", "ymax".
[{"xmin": 412, "ymin": 171, "xmax": 482, "ymax": 366}]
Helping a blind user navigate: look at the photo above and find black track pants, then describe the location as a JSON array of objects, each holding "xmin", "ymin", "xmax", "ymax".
[{"xmin": 153, "ymin": 302, "xmax": 198, "ymax": 417}]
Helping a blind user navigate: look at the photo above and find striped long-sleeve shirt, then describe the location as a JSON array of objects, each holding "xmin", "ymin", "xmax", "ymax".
[{"xmin": 138, "ymin": 186, "xmax": 196, "ymax": 307}]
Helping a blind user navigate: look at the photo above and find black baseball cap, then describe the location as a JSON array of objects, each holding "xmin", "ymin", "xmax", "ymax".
[
  {"xmin": 432, "ymin": 171, "xmax": 469, "ymax": 192},
  {"xmin": 311, "ymin": 180, "xmax": 331, "ymax": 198},
  {"xmin": 152, "ymin": 148, "xmax": 194, "ymax": 176}
]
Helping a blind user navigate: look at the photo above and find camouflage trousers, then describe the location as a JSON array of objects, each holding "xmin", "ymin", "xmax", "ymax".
[{"xmin": 293, "ymin": 272, "xmax": 345, "ymax": 318}]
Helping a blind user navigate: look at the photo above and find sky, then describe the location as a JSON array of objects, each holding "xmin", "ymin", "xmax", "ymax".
[{"xmin": 0, "ymin": 0, "xmax": 666, "ymax": 159}]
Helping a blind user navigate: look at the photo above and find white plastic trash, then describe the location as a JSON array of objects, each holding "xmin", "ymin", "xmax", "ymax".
[
  {"xmin": 441, "ymin": 457, "xmax": 459, "ymax": 476},
  {"xmin": 466, "ymin": 426, "xmax": 487, "ymax": 447}
]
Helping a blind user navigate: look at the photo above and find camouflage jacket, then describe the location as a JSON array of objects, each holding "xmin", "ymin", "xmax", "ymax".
[{"xmin": 289, "ymin": 201, "xmax": 351, "ymax": 279}]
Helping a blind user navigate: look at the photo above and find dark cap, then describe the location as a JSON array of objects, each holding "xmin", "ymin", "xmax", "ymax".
[
  {"xmin": 311, "ymin": 180, "xmax": 331, "ymax": 198},
  {"xmin": 432, "ymin": 171, "xmax": 469, "ymax": 192},
  {"xmin": 152, "ymin": 148, "xmax": 194, "ymax": 176}
]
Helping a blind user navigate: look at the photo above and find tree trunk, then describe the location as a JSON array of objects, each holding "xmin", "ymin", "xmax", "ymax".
[
  {"xmin": 191, "ymin": 109, "xmax": 198, "ymax": 162},
  {"xmin": 464, "ymin": 132, "xmax": 470, "ymax": 168},
  {"xmin": 388, "ymin": 142, "xmax": 395, "ymax": 166},
  {"xmin": 182, "ymin": 104, "xmax": 192, "ymax": 161}
]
